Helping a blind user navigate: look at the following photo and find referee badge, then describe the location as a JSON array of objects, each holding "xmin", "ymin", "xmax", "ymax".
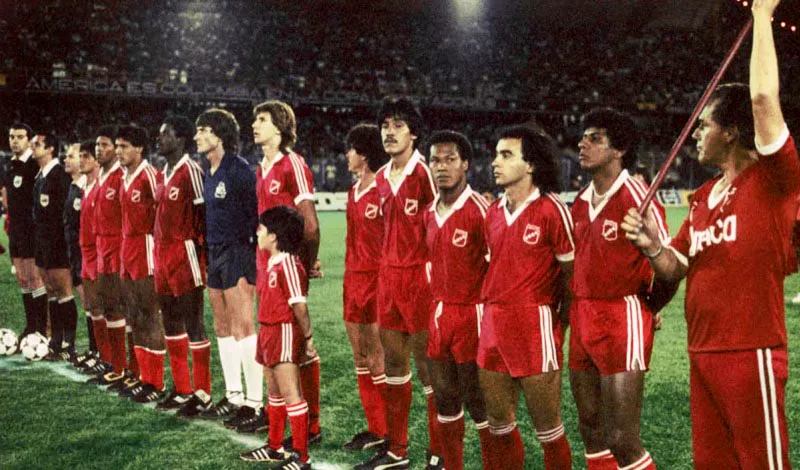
[
  {"xmin": 13, "ymin": 175, "xmax": 22, "ymax": 188},
  {"xmin": 131, "ymin": 190, "xmax": 141, "ymax": 203},
  {"xmin": 364, "ymin": 203, "xmax": 379, "ymax": 220},
  {"xmin": 73, "ymin": 198, "xmax": 82, "ymax": 211},
  {"xmin": 268, "ymin": 271, "xmax": 278, "ymax": 288},
  {"xmin": 269, "ymin": 179, "xmax": 281, "ymax": 195},
  {"xmin": 215, "ymin": 182, "xmax": 227, "ymax": 199},
  {"xmin": 40, "ymin": 194, "xmax": 50, "ymax": 207},
  {"xmin": 452, "ymin": 229, "xmax": 468, "ymax": 248},
  {"xmin": 404, "ymin": 198, "xmax": 419, "ymax": 216},
  {"xmin": 523, "ymin": 223, "xmax": 541, "ymax": 245}
]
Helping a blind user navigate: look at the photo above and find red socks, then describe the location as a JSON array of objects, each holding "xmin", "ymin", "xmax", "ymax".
[
  {"xmin": 106, "ymin": 319, "xmax": 127, "ymax": 374},
  {"xmin": 385, "ymin": 374, "xmax": 412, "ymax": 457},
  {"xmin": 287, "ymin": 401, "xmax": 310, "ymax": 462},
  {"xmin": 487, "ymin": 423, "xmax": 524, "ymax": 470},
  {"xmin": 135, "ymin": 347, "xmax": 166, "ymax": 390},
  {"xmin": 92, "ymin": 316, "xmax": 112, "ymax": 363},
  {"xmin": 586, "ymin": 450, "xmax": 618, "ymax": 470},
  {"xmin": 268, "ymin": 395, "xmax": 287, "ymax": 450},
  {"xmin": 537, "ymin": 424, "xmax": 572, "ymax": 470},
  {"xmin": 356, "ymin": 368, "xmax": 387, "ymax": 437},
  {"xmin": 166, "ymin": 334, "xmax": 191, "ymax": 395},
  {"xmin": 437, "ymin": 411, "xmax": 465, "ymax": 470},
  {"xmin": 134, "ymin": 346, "xmax": 146, "ymax": 382},
  {"xmin": 476, "ymin": 421, "xmax": 492, "ymax": 469},
  {"xmin": 300, "ymin": 359, "xmax": 321, "ymax": 434},
  {"xmin": 424, "ymin": 386, "xmax": 442, "ymax": 456},
  {"xmin": 190, "ymin": 340, "xmax": 211, "ymax": 394}
]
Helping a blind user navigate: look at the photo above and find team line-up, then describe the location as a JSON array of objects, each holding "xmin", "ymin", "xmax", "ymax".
[{"xmin": 4, "ymin": 2, "xmax": 797, "ymax": 469}]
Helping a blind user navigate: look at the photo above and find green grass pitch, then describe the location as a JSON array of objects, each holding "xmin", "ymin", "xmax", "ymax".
[{"xmin": 1, "ymin": 208, "xmax": 798, "ymax": 469}]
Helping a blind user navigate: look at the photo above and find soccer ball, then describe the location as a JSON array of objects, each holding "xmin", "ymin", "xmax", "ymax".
[
  {"xmin": 20, "ymin": 332, "xmax": 49, "ymax": 361},
  {"xmin": 0, "ymin": 328, "xmax": 18, "ymax": 355}
]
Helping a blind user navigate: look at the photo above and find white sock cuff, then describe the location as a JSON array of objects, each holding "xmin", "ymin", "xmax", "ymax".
[
  {"xmin": 165, "ymin": 333, "xmax": 188, "ymax": 341},
  {"xmin": 58, "ymin": 296, "xmax": 75, "ymax": 304},
  {"xmin": 268, "ymin": 395, "xmax": 286, "ymax": 407},
  {"xmin": 21, "ymin": 287, "xmax": 31, "ymax": 295},
  {"xmin": 619, "ymin": 452, "xmax": 651, "ymax": 470},
  {"xmin": 48, "ymin": 297, "xmax": 58, "ymax": 303},
  {"xmin": 190, "ymin": 340, "xmax": 211, "ymax": 349},
  {"xmin": 423, "ymin": 385, "xmax": 434, "ymax": 396},
  {"xmin": 489, "ymin": 422, "xmax": 517, "ymax": 436},
  {"xmin": 125, "ymin": 325, "xmax": 133, "ymax": 333},
  {"xmin": 437, "ymin": 410, "xmax": 465, "ymax": 424},
  {"xmin": 107, "ymin": 319, "xmax": 127, "ymax": 329},
  {"xmin": 32, "ymin": 287, "xmax": 47, "ymax": 297},
  {"xmin": 91, "ymin": 314, "xmax": 106, "ymax": 322},
  {"xmin": 371, "ymin": 373, "xmax": 386, "ymax": 385},
  {"xmin": 536, "ymin": 423, "xmax": 565, "ymax": 443},
  {"xmin": 475, "ymin": 421, "xmax": 489, "ymax": 430},
  {"xmin": 386, "ymin": 373, "xmax": 412, "ymax": 386},
  {"xmin": 286, "ymin": 401, "xmax": 308, "ymax": 417},
  {"xmin": 586, "ymin": 449, "xmax": 613, "ymax": 460},
  {"xmin": 355, "ymin": 367, "xmax": 370, "ymax": 375}
]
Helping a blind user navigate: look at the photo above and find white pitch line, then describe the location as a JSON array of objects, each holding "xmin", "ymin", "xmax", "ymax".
[{"xmin": 0, "ymin": 356, "xmax": 348, "ymax": 469}]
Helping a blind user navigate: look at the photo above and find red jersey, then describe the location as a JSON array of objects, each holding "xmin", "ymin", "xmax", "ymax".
[
  {"xmin": 121, "ymin": 161, "xmax": 161, "ymax": 237},
  {"xmin": 571, "ymin": 170, "xmax": 670, "ymax": 298},
  {"xmin": 424, "ymin": 186, "xmax": 489, "ymax": 304},
  {"xmin": 258, "ymin": 252, "xmax": 308, "ymax": 325},
  {"xmin": 154, "ymin": 155, "xmax": 205, "ymax": 244},
  {"xmin": 94, "ymin": 161, "xmax": 123, "ymax": 237},
  {"xmin": 482, "ymin": 189, "xmax": 575, "ymax": 306},
  {"xmin": 375, "ymin": 150, "xmax": 437, "ymax": 267},
  {"xmin": 256, "ymin": 151, "xmax": 315, "ymax": 213},
  {"xmin": 345, "ymin": 179, "xmax": 383, "ymax": 273},
  {"xmin": 79, "ymin": 179, "xmax": 99, "ymax": 248},
  {"xmin": 671, "ymin": 131, "xmax": 800, "ymax": 353}
]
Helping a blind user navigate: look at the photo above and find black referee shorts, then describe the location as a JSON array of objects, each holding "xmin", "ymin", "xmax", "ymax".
[
  {"xmin": 34, "ymin": 234, "xmax": 70, "ymax": 270},
  {"xmin": 206, "ymin": 242, "xmax": 256, "ymax": 290},
  {"xmin": 67, "ymin": 241, "xmax": 83, "ymax": 287},
  {"xmin": 9, "ymin": 225, "xmax": 36, "ymax": 259}
]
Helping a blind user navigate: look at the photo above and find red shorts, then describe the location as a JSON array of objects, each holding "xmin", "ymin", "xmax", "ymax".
[
  {"xmin": 690, "ymin": 348, "xmax": 790, "ymax": 470},
  {"xmin": 120, "ymin": 235, "xmax": 154, "ymax": 281},
  {"xmin": 154, "ymin": 240, "xmax": 205, "ymax": 297},
  {"xmin": 568, "ymin": 296, "xmax": 654, "ymax": 376},
  {"xmin": 343, "ymin": 270, "xmax": 378, "ymax": 324},
  {"xmin": 377, "ymin": 264, "xmax": 432, "ymax": 334},
  {"xmin": 477, "ymin": 303, "xmax": 562, "ymax": 378},
  {"xmin": 96, "ymin": 234, "xmax": 121, "ymax": 275},
  {"xmin": 427, "ymin": 301, "xmax": 481, "ymax": 364},
  {"xmin": 256, "ymin": 322, "xmax": 306, "ymax": 368},
  {"xmin": 80, "ymin": 244, "xmax": 98, "ymax": 281}
]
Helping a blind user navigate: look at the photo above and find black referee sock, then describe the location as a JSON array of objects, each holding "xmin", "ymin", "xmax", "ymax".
[
  {"xmin": 48, "ymin": 298, "xmax": 63, "ymax": 352},
  {"xmin": 86, "ymin": 314, "xmax": 97, "ymax": 352},
  {"xmin": 60, "ymin": 297, "xmax": 78, "ymax": 352},
  {"xmin": 30, "ymin": 288, "xmax": 48, "ymax": 336},
  {"xmin": 21, "ymin": 291, "xmax": 34, "ymax": 337}
]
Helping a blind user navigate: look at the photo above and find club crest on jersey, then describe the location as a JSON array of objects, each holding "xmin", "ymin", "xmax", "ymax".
[
  {"xmin": 404, "ymin": 198, "xmax": 419, "ymax": 216},
  {"xmin": 365, "ymin": 203, "xmax": 379, "ymax": 220},
  {"xmin": 523, "ymin": 224, "xmax": 541, "ymax": 245},
  {"xmin": 39, "ymin": 194, "xmax": 50, "ymax": 207},
  {"xmin": 13, "ymin": 175, "xmax": 22, "ymax": 188},
  {"xmin": 215, "ymin": 182, "xmax": 227, "ymax": 199},
  {"xmin": 269, "ymin": 180, "xmax": 281, "ymax": 195},
  {"xmin": 268, "ymin": 271, "xmax": 278, "ymax": 288},
  {"xmin": 131, "ymin": 190, "xmax": 141, "ymax": 203},
  {"xmin": 106, "ymin": 188, "xmax": 116, "ymax": 200},
  {"xmin": 73, "ymin": 198, "xmax": 81, "ymax": 211},
  {"xmin": 452, "ymin": 229, "xmax": 468, "ymax": 248},
  {"xmin": 168, "ymin": 187, "xmax": 180, "ymax": 201},
  {"xmin": 602, "ymin": 219, "xmax": 618, "ymax": 241}
]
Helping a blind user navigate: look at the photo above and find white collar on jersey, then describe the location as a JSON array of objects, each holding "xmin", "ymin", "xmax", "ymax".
[
  {"xmin": 261, "ymin": 151, "xmax": 285, "ymax": 176},
  {"xmin": 383, "ymin": 149, "xmax": 425, "ymax": 178},
  {"xmin": 352, "ymin": 178, "xmax": 377, "ymax": 203},
  {"xmin": 164, "ymin": 154, "xmax": 191, "ymax": 182},
  {"xmin": 123, "ymin": 160, "xmax": 150, "ymax": 190},
  {"xmin": 268, "ymin": 251, "xmax": 290, "ymax": 268},
  {"xmin": 579, "ymin": 169, "xmax": 630, "ymax": 221},
  {"xmin": 98, "ymin": 160, "xmax": 121, "ymax": 185},
  {"xmin": 499, "ymin": 186, "xmax": 541, "ymax": 225},
  {"xmin": 72, "ymin": 174, "xmax": 87, "ymax": 190},
  {"xmin": 14, "ymin": 148, "xmax": 33, "ymax": 163},
  {"xmin": 37, "ymin": 158, "xmax": 60, "ymax": 178},
  {"xmin": 429, "ymin": 185, "xmax": 474, "ymax": 226}
]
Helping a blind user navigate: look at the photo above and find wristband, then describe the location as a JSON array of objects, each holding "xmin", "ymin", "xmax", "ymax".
[{"xmin": 645, "ymin": 244, "xmax": 663, "ymax": 260}]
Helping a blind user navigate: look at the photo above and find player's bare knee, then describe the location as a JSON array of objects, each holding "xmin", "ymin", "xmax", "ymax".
[{"xmin": 605, "ymin": 427, "xmax": 639, "ymax": 460}]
